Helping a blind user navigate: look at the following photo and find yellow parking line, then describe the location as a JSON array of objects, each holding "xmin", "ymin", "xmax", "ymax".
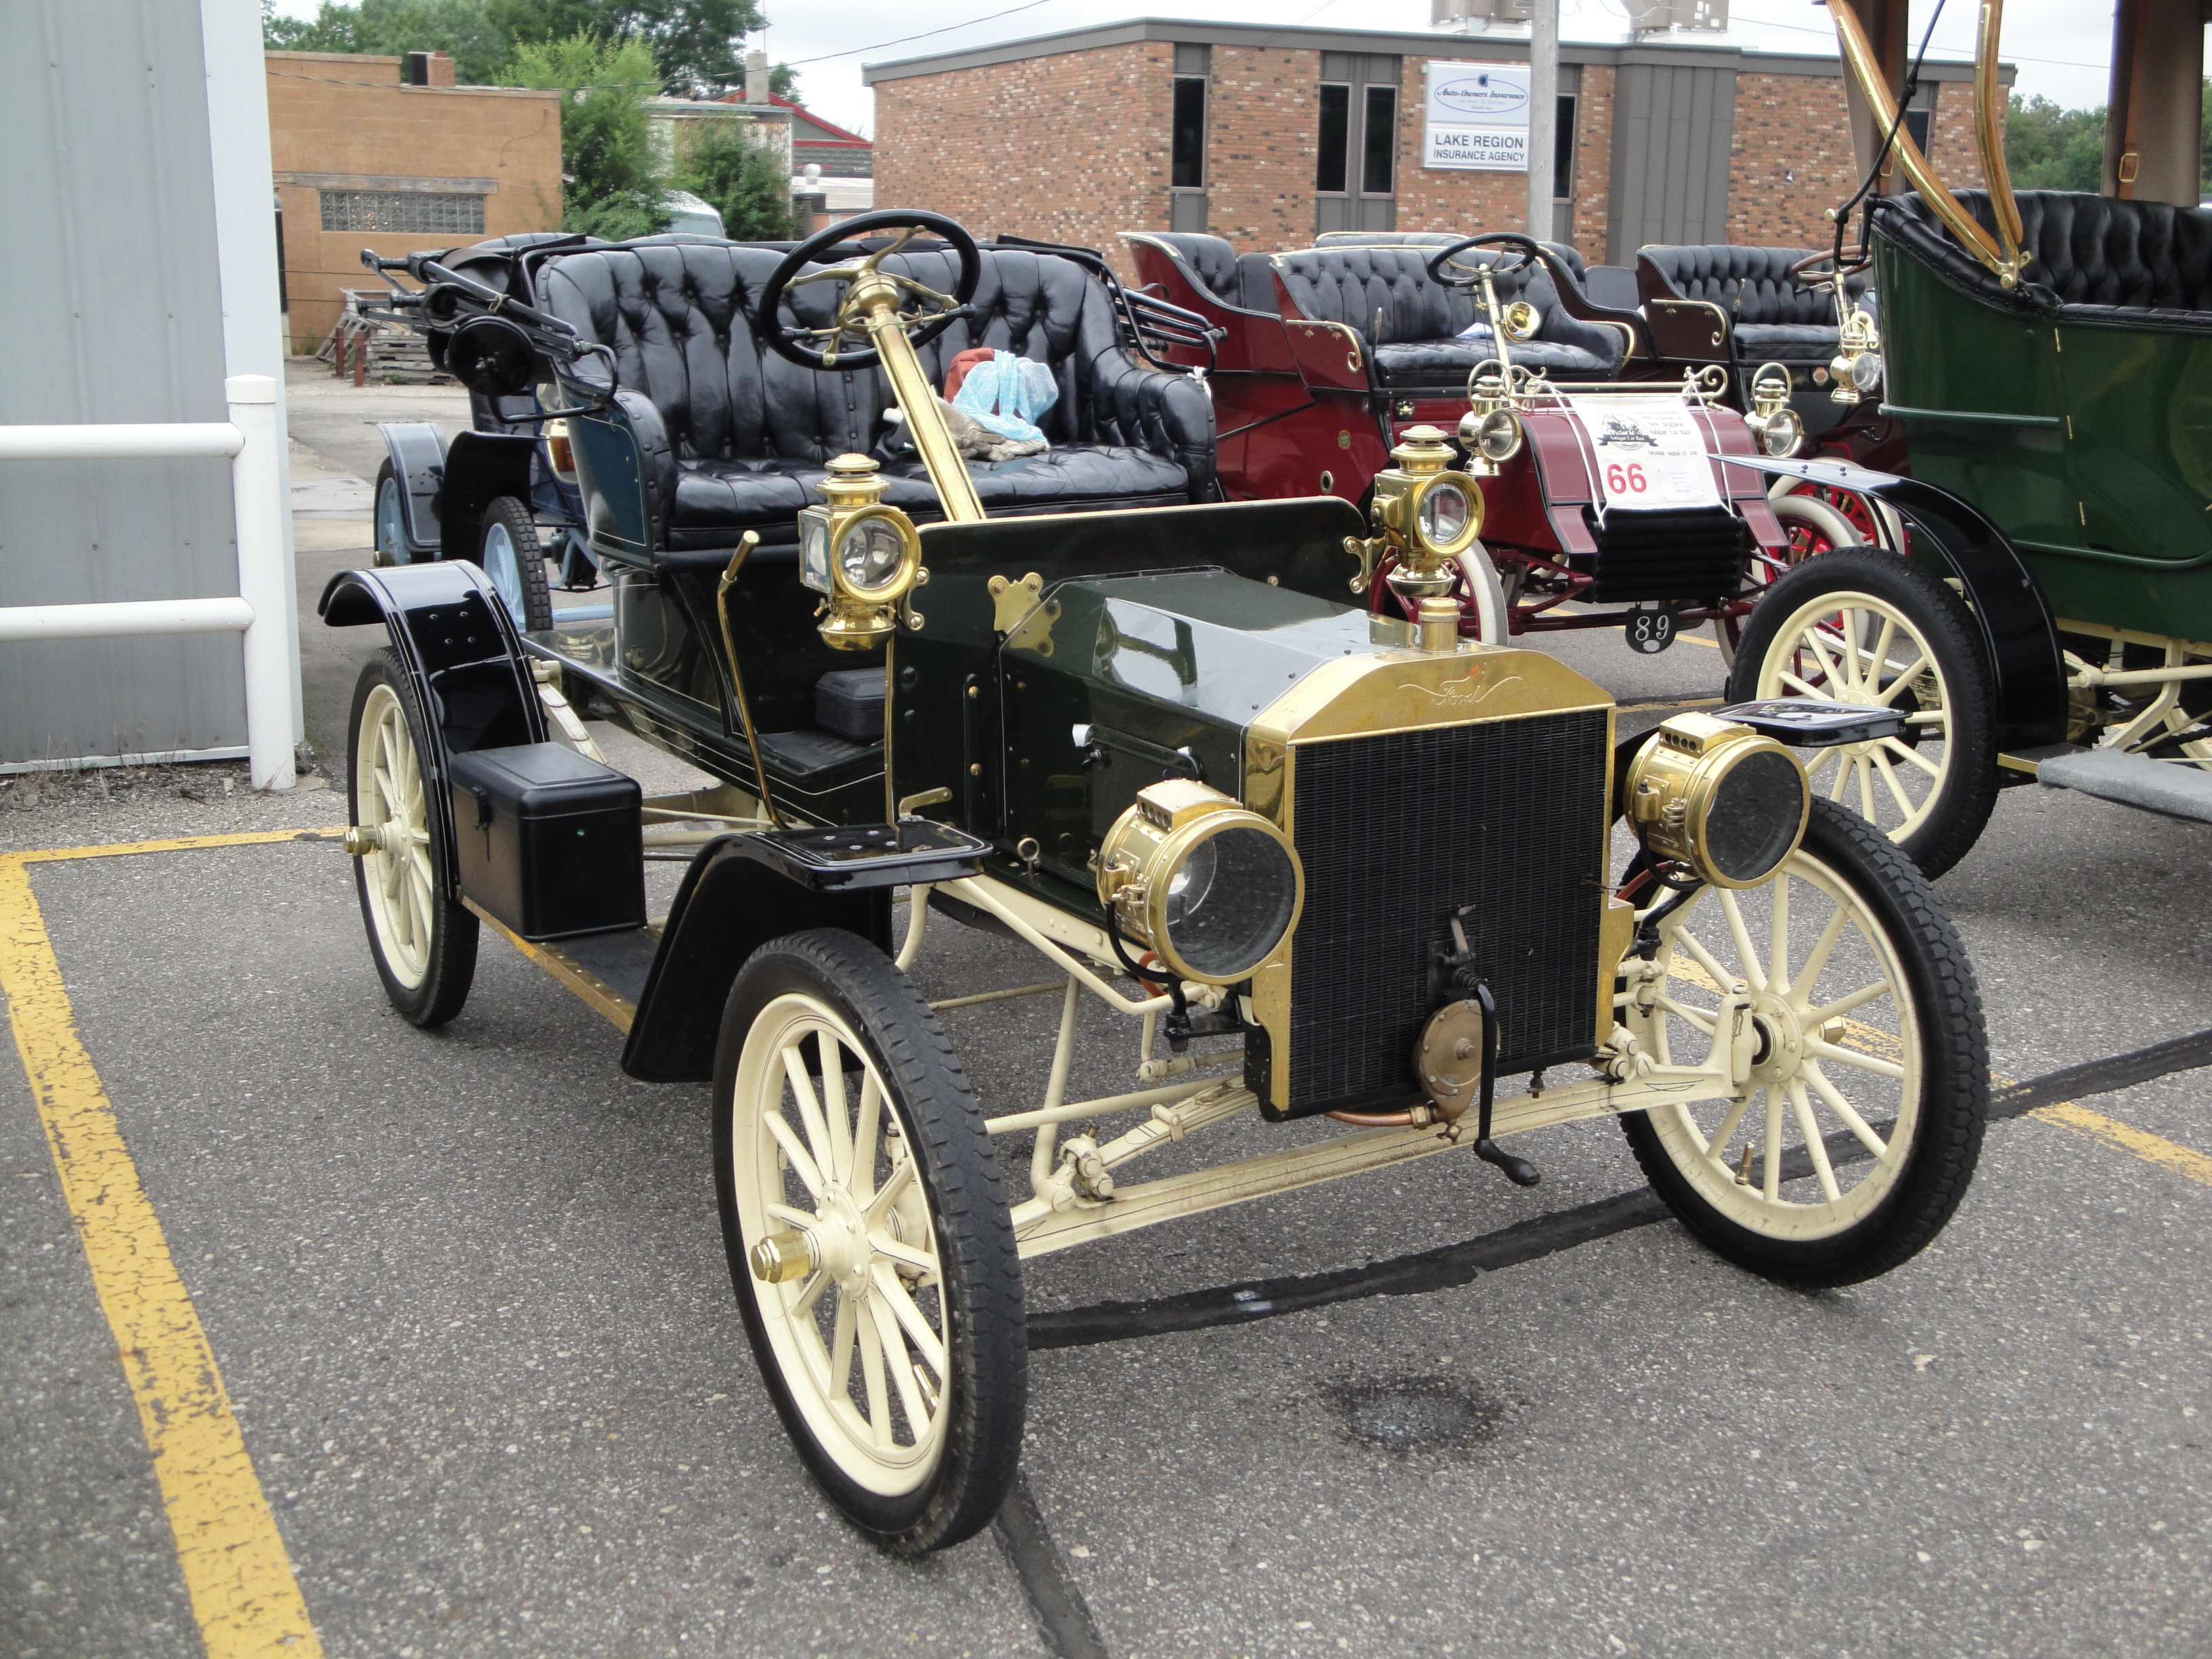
[
  {"xmin": 2029, "ymin": 1100, "xmax": 2212, "ymax": 1189},
  {"xmin": 1, "ymin": 833, "xmax": 341, "ymax": 1658}
]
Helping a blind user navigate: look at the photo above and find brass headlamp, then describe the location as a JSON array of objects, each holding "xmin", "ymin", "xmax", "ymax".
[
  {"xmin": 798, "ymin": 453, "xmax": 926, "ymax": 649},
  {"xmin": 1097, "ymin": 779, "xmax": 1304, "ymax": 985},
  {"xmin": 1624, "ymin": 712, "xmax": 1811, "ymax": 889},
  {"xmin": 1746, "ymin": 362, "xmax": 1803, "ymax": 458},
  {"xmin": 1829, "ymin": 304, "xmax": 1883, "ymax": 405},
  {"xmin": 1365, "ymin": 426, "xmax": 1486, "ymax": 649}
]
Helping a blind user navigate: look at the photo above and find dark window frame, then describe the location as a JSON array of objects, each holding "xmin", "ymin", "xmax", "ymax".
[
  {"xmin": 1361, "ymin": 84, "xmax": 1398, "ymax": 196},
  {"xmin": 1317, "ymin": 82, "xmax": 1351, "ymax": 194},
  {"xmin": 1172, "ymin": 75, "xmax": 1208, "ymax": 190}
]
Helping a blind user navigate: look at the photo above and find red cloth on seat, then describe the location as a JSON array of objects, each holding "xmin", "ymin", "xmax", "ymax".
[{"xmin": 943, "ymin": 347, "xmax": 995, "ymax": 402}]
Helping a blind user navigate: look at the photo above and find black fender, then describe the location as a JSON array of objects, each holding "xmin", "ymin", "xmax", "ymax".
[
  {"xmin": 438, "ymin": 430, "xmax": 537, "ymax": 561},
  {"xmin": 621, "ymin": 836, "xmax": 894, "ymax": 1082},
  {"xmin": 319, "ymin": 561, "xmax": 548, "ymax": 890},
  {"xmin": 1714, "ymin": 454, "xmax": 2068, "ymax": 752},
  {"xmin": 373, "ymin": 420, "xmax": 448, "ymax": 558}
]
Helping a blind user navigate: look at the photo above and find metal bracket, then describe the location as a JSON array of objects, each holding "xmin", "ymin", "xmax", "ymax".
[{"xmin": 987, "ymin": 571, "xmax": 1045, "ymax": 633}]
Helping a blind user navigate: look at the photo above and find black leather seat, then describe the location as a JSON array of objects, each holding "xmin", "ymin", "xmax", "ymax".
[
  {"xmin": 1269, "ymin": 242, "xmax": 1624, "ymax": 387},
  {"xmin": 1126, "ymin": 232, "xmax": 1282, "ymax": 314},
  {"xmin": 539, "ymin": 240, "xmax": 1213, "ymax": 556},
  {"xmin": 1878, "ymin": 189, "xmax": 2212, "ymax": 326},
  {"xmin": 1637, "ymin": 244, "xmax": 1870, "ymax": 364}
]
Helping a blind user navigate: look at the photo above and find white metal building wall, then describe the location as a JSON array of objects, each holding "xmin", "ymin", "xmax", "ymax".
[{"xmin": 0, "ymin": 0, "xmax": 296, "ymax": 772}]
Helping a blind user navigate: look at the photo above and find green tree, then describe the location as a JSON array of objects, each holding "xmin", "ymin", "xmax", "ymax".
[
  {"xmin": 488, "ymin": 0, "xmax": 762, "ymax": 96},
  {"xmin": 676, "ymin": 116, "xmax": 795, "ymax": 239},
  {"xmin": 2004, "ymin": 92, "xmax": 2106, "ymax": 192},
  {"xmin": 504, "ymin": 33, "xmax": 670, "ymax": 240},
  {"xmin": 770, "ymin": 62, "xmax": 798, "ymax": 100},
  {"xmin": 263, "ymin": 0, "xmax": 514, "ymax": 85}
]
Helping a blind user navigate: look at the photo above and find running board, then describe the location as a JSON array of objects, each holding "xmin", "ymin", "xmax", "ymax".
[
  {"xmin": 2036, "ymin": 747, "xmax": 2212, "ymax": 823},
  {"xmin": 462, "ymin": 899, "xmax": 657, "ymax": 1033}
]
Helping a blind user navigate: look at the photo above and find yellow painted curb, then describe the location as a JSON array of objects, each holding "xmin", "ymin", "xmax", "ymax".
[{"xmin": 1, "ymin": 833, "xmax": 338, "ymax": 1658}]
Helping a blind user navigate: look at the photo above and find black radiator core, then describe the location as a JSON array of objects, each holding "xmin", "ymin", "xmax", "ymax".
[
  {"xmin": 1586, "ymin": 506, "xmax": 1747, "ymax": 603},
  {"xmin": 1283, "ymin": 709, "xmax": 1610, "ymax": 1117}
]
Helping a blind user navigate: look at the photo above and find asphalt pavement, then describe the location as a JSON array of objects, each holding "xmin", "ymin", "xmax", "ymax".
[{"xmin": 3, "ymin": 366, "xmax": 2209, "ymax": 1658}]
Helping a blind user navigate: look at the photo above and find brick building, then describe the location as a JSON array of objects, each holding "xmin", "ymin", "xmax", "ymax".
[
  {"xmin": 266, "ymin": 50, "xmax": 564, "ymax": 352},
  {"xmin": 864, "ymin": 20, "xmax": 2003, "ymax": 272}
]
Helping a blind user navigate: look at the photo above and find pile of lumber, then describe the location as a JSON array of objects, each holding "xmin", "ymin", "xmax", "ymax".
[{"xmin": 315, "ymin": 291, "xmax": 449, "ymax": 384}]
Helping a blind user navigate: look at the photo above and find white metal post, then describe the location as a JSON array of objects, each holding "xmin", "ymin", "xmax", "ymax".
[
  {"xmin": 1527, "ymin": 0, "xmax": 1559, "ymax": 240},
  {"xmin": 226, "ymin": 375, "xmax": 295, "ymax": 790}
]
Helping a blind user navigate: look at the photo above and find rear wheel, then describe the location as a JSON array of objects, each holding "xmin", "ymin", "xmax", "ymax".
[
  {"xmin": 474, "ymin": 496, "xmax": 552, "ymax": 632},
  {"xmin": 373, "ymin": 459, "xmax": 409, "ymax": 567},
  {"xmin": 1727, "ymin": 548, "xmax": 1999, "ymax": 878},
  {"xmin": 714, "ymin": 929, "xmax": 1025, "ymax": 1555},
  {"xmin": 1620, "ymin": 800, "xmax": 1986, "ymax": 1288},
  {"xmin": 347, "ymin": 652, "xmax": 476, "ymax": 1025},
  {"xmin": 1713, "ymin": 491, "xmax": 1863, "ymax": 666}
]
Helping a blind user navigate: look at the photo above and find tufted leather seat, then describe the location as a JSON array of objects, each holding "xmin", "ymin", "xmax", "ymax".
[
  {"xmin": 1878, "ymin": 189, "xmax": 2212, "ymax": 326},
  {"xmin": 1637, "ymin": 244, "xmax": 1870, "ymax": 364},
  {"xmin": 539, "ymin": 241, "xmax": 1212, "ymax": 557},
  {"xmin": 1269, "ymin": 242, "xmax": 1623, "ymax": 387}
]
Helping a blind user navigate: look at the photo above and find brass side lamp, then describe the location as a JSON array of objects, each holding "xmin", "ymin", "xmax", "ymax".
[
  {"xmin": 1366, "ymin": 426, "xmax": 1485, "ymax": 651},
  {"xmin": 797, "ymin": 453, "xmax": 927, "ymax": 650}
]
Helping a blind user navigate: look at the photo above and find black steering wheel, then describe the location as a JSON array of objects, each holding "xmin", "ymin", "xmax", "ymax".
[
  {"xmin": 1426, "ymin": 232, "xmax": 1547, "ymax": 289},
  {"xmin": 756, "ymin": 209, "xmax": 982, "ymax": 371}
]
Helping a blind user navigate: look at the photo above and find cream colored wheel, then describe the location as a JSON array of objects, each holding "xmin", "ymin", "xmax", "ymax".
[
  {"xmin": 732, "ymin": 992, "xmax": 951, "ymax": 1494},
  {"xmin": 356, "ymin": 682, "xmax": 435, "ymax": 986},
  {"xmin": 1620, "ymin": 800, "xmax": 1984, "ymax": 1285},
  {"xmin": 1727, "ymin": 549, "xmax": 1999, "ymax": 878},
  {"xmin": 346, "ymin": 653, "xmax": 476, "ymax": 1025},
  {"xmin": 714, "ymin": 930, "xmax": 1023, "ymax": 1554}
]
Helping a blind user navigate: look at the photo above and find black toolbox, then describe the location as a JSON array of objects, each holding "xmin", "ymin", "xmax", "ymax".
[
  {"xmin": 447, "ymin": 743, "xmax": 644, "ymax": 941},
  {"xmin": 814, "ymin": 667, "xmax": 886, "ymax": 742}
]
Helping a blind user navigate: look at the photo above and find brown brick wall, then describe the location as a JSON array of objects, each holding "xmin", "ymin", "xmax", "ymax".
[
  {"xmin": 1725, "ymin": 70, "xmax": 1860, "ymax": 249},
  {"xmin": 1568, "ymin": 64, "xmax": 1614, "ymax": 266},
  {"xmin": 873, "ymin": 43, "xmax": 1170, "ymax": 271},
  {"xmin": 267, "ymin": 52, "xmax": 564, "ymax": 352},
  {"xmin": 1927, "ymin": 81, "xmax": 1992, "ymax": 192},
  {"xmin": 1203, "ymin": 47, "xmax": 1318, "ymax": 253}
]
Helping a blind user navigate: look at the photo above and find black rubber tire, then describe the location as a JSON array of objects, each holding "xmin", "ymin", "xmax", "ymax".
[
  {"xmin": 1726, "ymin": 547, "xmax": 2000, "ymax": 878},
  {"xmin": 1620, "ymin": 799, "xmax": 1988, "ymax": 1288},
  {"xmin": 473, "ymin": 495, "xmax": 554, "ymax": 632},
  {"xmin": 373, "ymin": 459, "xmax": 409, "ymax": 567},
  {"xmin": 713, "ymin": 928, "xmax": 1026, "ymax": 1555},
  {"xmin": 346, "ymin": 651, "xmax": 478, "ymax": 1027}
]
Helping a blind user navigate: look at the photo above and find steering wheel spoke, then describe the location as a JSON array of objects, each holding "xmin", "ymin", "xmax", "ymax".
[{"xmin": 757, "ymin": 211, "xmax": 983, "ymax": 373}]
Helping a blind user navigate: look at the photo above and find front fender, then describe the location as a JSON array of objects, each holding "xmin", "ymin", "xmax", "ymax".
[
  {"xmin": 438, "ymin": 430, "xmax": 537, "ymax": 560},
  {"xmin": 1713, "ymin": 453, "xmax": 2068, "ymax": 752}
]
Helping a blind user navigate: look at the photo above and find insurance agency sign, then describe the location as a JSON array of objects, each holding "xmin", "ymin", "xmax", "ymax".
[{"xmin": 1423, "ymin": 60, "xmax": 1530, "ymax": 170}]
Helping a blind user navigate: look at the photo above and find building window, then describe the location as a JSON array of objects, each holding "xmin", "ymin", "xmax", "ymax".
[
  {"xmin": 319, "ymin": 190, "xmax": 485, "ymax": 234},
  {"xmin": 1555, "ymin": 94, "xmax": 1578, "ymax": 199},
  {"xmin": 1317, "ymin": 83, "xmax": 1351, "ymax": 193},
  {"xmin": 1904, "ymin": 106, "xmax": 1932, "ymax": 157},
  {"xmin": 1361, "ymin": 85, "xmax": 1397, "ymax": 195},
  {"xmin": 1172, "ymin": 76, "xmax": 1208, "ymax": 188}
]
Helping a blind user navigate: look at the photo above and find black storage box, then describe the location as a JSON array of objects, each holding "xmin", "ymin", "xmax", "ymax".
[
  {"xmin": 814, "ymin": 667, "xmax": 886, "ymax": 742},
  {"xmin": 447, "ymin": 743, "xmax": 644, "ymax": 941}
]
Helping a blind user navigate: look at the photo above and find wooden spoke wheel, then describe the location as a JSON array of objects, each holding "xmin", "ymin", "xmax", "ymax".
[
  {"xmin": 1726, "ymin": 549, "xmax": 1999, "ymax": 878},
  {"xmin": 346, "ymin": 652, "xmax": 476, "ymax": 1025},
  {"xmin": 714, "ymin": 930, "xmax": 1024, "ymax": 1555},
  {"xmin": 1621, "ymin": 800, "xmax": 1985, "ymax": 1287}
]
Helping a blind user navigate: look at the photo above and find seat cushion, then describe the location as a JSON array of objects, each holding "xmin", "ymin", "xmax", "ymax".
[
  {"xmin": 1882, "ymin": 189, "xmax": 2212, "ymax": 322},
  {"xmin": 1372, "ymin": 336, "xmax": 1615, "ymax": 389},
  {"xmin": 666, "ymin": 447, "xmax": 1188, "ymax": 551},
  {"xmin": 1731, "ymin": 322, "xmax": 1843, "ymax": 363},
  {"xmin": 1639, "ymin": 244, "xmax": 1864, "ymax": 326}
]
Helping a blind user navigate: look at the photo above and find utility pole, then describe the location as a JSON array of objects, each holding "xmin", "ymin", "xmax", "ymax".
[{"xmin": 1526, "ymin": 0, "xmax": 1558, "ymax": 241}]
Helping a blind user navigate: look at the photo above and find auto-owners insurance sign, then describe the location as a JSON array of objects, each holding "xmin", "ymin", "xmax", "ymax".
[{"xmin": 1423, "ymin": 61, "xmax": 1529, "ymax": 170}]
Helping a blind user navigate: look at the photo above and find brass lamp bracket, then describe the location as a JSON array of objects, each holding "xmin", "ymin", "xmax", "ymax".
[{"xmin": 988, "ymin": 571, "xmax": 1046, "ymax": 634}]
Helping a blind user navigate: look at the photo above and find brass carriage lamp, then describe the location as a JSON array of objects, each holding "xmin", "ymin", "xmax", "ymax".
[
  {"xmin": 1830, "ymin": 305, "xmax": 1883, "ymax": 405},
  {"xmin": 798, "ymin": 453, "xmax": 926, "ymax": 649},
  {"xmin": 1746, "ymin": 364, "xmax": 1805, "ymax": 457},
  {"xmin": 1369, "ymin": 426, "xmax": 1485, "ymax": 649}
]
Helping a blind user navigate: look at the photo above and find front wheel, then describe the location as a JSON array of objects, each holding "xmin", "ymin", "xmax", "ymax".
[
  {"xmin": 1620, "ymin": 800, "xmax": 1986, "ymax": 1288},
  {"xmin": 373, "ymin": 459, "xmax": 409, "ymax": 567},
  {"xmin": 1726, "ymin": 548, "xmax": 1999, "ymax": 878},
  {"xmin": 474, "ymin": 497, "xmax": 553, "ymax": 632},
  {"xmin": 714, "ymin": 929, "xmax": 1025, "ymax": 1555}
]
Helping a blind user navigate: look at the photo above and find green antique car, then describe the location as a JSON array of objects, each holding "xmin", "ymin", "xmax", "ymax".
[
  {"xmin": 1725, "ymin": 0, "xmax": 2212, "ymax": 874},
  {"xmin": 322, "ymin": 211, "xmax": 1986, "ymax": 1554}
]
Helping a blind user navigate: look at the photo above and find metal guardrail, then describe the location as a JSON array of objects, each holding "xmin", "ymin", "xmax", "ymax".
[{"xmin": 0, "ymin": 374, "xmax": 294, "ymax": 790}]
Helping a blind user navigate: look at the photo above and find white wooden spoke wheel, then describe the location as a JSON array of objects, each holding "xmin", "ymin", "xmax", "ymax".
[
  {"xmin": 1713, "ymin": 491, "xmax": 1864, "ymax": 665},
  {"xmin": 346, "ymin": 653, "xmax": 477, "ymax": 1026},
  {"xmin": 1620, "ymin": 800, "xmax": 1985, "ymax": 1286},
  {"xmin": 732, "ymin": 995, "xmax": 951, "ymax": 1493},
  {"xmin": 715, "ymin": 930, "xmax": 1023, "ymax": 1555},
  {"xmin": 1726, "ymin": 550, "xmax": 1999, "ymax": 878}
]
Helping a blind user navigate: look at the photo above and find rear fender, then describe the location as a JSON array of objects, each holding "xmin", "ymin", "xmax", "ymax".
[
  {"xmin": 438, "ymin": 430, "xmax": 537, "ymax": 560},
  {"xmin": 621, "ymin": 837, "xmax": 895, "ymax": 1082},
  {"xmin": 372, "ymin": 421, "xmax": 447, "ymax": 557},
  {"xmin": 318, "ymin": 561, "xmax": 548, "ymax": 888},
  {"xmin": 1717, "ymin": 455, "xmax": 2068, "ymax": 751}
]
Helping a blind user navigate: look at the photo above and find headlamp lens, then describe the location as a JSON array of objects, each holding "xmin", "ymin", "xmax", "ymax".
[
  {"xmin": 1759, "ymin": 407, "xmax": 1804, "ymax": 457},
  {"xmin": 1159, "ymin": 823, "xmax": 1302, "ymax": 981},
  {"xmin": 836, "ymin": 515, "xmax": 907, "ymax": 592},
  {"xmin": 1702, "ymin": 747, "xmax": 1810, "ymax": 884},
  {"xmin": 1476, "ymin": 409, "xmax": 1524, "ymax": 463},
  {"xmin": 1416, "ymin": 481, "xmax": 1473, "ymax": 551},
  {"xmin": 798, "ymin": 514, "xmax": 831, "ymax": 593}
]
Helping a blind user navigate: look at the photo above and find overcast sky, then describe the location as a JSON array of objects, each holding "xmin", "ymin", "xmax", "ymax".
[{"xmin": 274, "ymin": 1, "xmax": 2125, "ymax": 140}]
